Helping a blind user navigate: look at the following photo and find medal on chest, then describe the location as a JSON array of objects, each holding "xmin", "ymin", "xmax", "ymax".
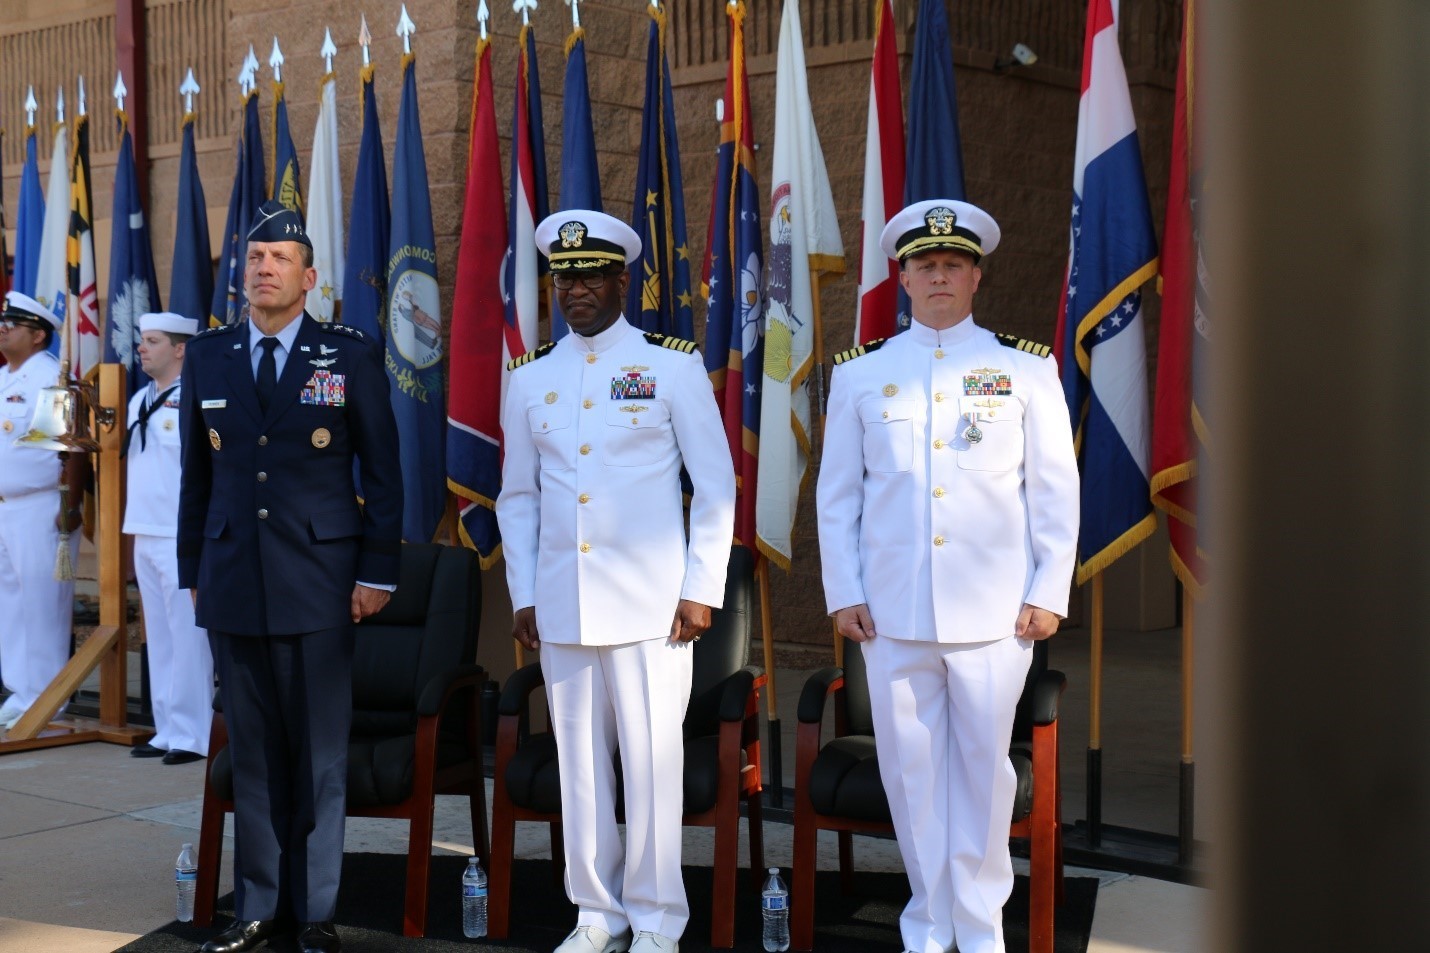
[{"xmin": 611, "ymin": 367, "xmax": 655, "ymax": 400}]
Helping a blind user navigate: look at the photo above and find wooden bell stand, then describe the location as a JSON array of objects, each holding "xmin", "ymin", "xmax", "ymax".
[{"xmin": 0, "ymin": 363, "xmax": 152, "ymax": 753}]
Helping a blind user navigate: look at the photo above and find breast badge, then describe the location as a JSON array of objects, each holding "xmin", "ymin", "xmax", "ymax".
[
  {"xmin": 311, "ymin": 427, "xmax": 332, "ymax": 449},
  {"xmin": 209, "ymin": 428, "xmax": 222, "ymax": 451},
  {"xmin": 2, "ymin": 420, "xmax": 12, "ymax": 433},
  {"xmin": 545, "ymin": 392, "xmax": 558, "ymax": 404},
  {"xmin": 882, "ymin": 383, "xmax": 899, "ymax": 397}
]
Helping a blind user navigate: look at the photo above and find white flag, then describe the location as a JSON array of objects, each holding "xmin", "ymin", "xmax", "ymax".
[
  {"xmin": 755, "ymin": 0, "xmax": 845, "ymax": 569},
  {"xmin": 305, "ymin": 71, "xmax": 344, "ymax": 321},
  {"xmin": 34, "ymin": 121, "xmax": 69, "ymax": 353}
]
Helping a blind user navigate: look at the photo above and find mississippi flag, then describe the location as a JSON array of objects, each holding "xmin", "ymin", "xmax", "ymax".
[
  {"xmin": 703, "ymin": 1, "xmax": 764, "ymax": 553},
  {"xmin": 503, "ymin": 22, "xmax": 549, "ymax": 371},
  {"xmin": 1054, "ymin": 0, "xmax": 1159, "ymax": 583},
  {"xmin": 853, "ymin": 0, "xmax": 904, "ymax": 345},
  {"xmin": 1151, "ymin": 0, "xmax": 1207, "ymax": 595},
  {"xmin": 448, "ymin": 32, "xmax": 507, "ymax": 568}
]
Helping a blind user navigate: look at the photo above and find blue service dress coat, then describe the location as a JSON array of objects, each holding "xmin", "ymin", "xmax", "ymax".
[{"xmin": 177, "ymin": 314, "xmax": 403, "ymax": 630}]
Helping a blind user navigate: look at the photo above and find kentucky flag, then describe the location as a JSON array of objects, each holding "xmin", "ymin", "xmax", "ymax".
[
  {"xmin": 270, "ymin": 79, "xmax": 303, "ymax": 212},
  {"xmin": 628, "ymin": 3, "xmax": 694, "ymax": 341},
  {"xmin": 703, "ymin": 1, "xmax": 764, "ymax": 553},
  {"xmin": 14, "ymin": 123, "xmax": 43, "ymax": 297},
  {"xmin": 170, "ymin": 109, "xmax": 213, "ymax": 324},
  {"xmin": 448, "ymin": 32, "xmax": 506, "ymax": 567},
  {"xmin": 1054, "ymin": 0, "xmax": 1159, "ymax": 583},
  {"xmin": 386, "ymin": 52, "xmax": 446, "ymax": 543},
  {"xmin": 551, "ymin": 19, "xmax": 602, "ymax": 341},
  {"xmin": 503, "ymin": 22, "xmax": 548, "ymax": 366},
  {"xmin": 105, "ymin": 113, "xmax": 161, "ymax": 393},
  {"xmin": 343, "ymin": 63, "xmax": 390, "ymax": 343},
  {"xmin": 211, "ymin": 88, "xmax": 265, "ymax": 326}
]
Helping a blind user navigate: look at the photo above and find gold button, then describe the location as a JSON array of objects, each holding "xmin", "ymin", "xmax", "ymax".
[
  {"xmin": 578, "ymin": 494, "xmax": 590, "ymax": 504},
  {"xmin": 583, "ymin": 400, "xmax": 593, "ymax": 409},
  {"xmin": 542, "ymin": 422, "xmax": 549, "ymax": 429},
  {"xmin": 933, "ymin": 439, "xmax": 945, "ymax": 450},
  {"xmin": 580, "ymin": 444, "xmax": 591, "ymax": 455},
  {"xmin": 933, "ymin": 535, "xmax": 945, "ymax": 546},
  {"xmin": 882, "ymin": 411, "xmax": 889, "ymax": 419},
  {"xmin": 580, "ymin": 542, "xmax": 591, "ymax": 553},
  {"xmin": 934, "ymin": 393, "xmax": 945, "ymax": 402},
  {"xmin": 257, "ymin": 472, "xmax": 268, "ymax": 483},
  {"xmin": 258, "ymin": 435, "xmax": 268, "ymax": 446},
  {"xmin": 586, "ymin": 353, "xmax": 597, "ymax": 364},
  {"xmin": 631, "ymin": 417, "xmax": 639, "ymax": 425},
  {"xmin": 933, "ymin": 487, "xmax": 945, "ymax": 498},
  {"xmin": 934, "ymin": 349, "xmax": 945, "ymax": 359},
  {"xmin": 258, "ymin": 509, "xmax": 269, "ymax": 520}
]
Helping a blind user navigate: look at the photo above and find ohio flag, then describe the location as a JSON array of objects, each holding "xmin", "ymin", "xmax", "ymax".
[{"xmin": 1054, "ymin": 0, "xmax": 1159, "ymax": 582}]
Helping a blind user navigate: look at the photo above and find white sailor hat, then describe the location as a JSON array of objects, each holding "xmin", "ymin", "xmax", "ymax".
[
  {"xmin": 879, "ymin": 199, "xmax": 1001, "ymax": 264},
  {"xmin": 2, "ymin": 291, "xmax": 61, "ymax": 330},
  {"xmin": 535, "ymin": 210, "xmax": 642, "ymax": 272},
  {"xmin": 138, "ymin": 312, "xmax": 200, "ymax": 336}
]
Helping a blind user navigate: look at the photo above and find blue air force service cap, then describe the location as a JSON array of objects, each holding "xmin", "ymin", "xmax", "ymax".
[
  {"xmin": 247, "ymin": 200, "xmax": 312, "ymax": 248},
  {"xmin": 535, "ymin": 210, "xmax": 642, "ymax": 273},
  {"xmin": 2, "ymin": 291, "xmax": 61, "ymax": 330},
  {"xmin": 880, "ymin": 199, "xmax": 1001, "ymax": 264}
]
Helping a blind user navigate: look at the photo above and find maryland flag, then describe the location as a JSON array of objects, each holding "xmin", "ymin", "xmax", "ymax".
[{"xmin": 66, "ymin": 104, "xmax": 100, "ymax": 377}]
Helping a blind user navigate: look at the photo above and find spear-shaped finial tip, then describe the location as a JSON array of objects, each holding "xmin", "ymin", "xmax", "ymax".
[
  {"xmin": 25, "ymin": 85, "xmax": 37, "ymax": 115},
  {"xmin": 181, "ymin": 67, "xmax": 200, "ymax": 95},
  {"xmin": 359, "ymin": 13, "xmax": 372, "ymax": 46},
  {"xmin": 269, "ymin": 37, "xmax": 284, "ymax": 69},
  {"xmin": 321, "ymin": 28, "xmax": 337, "ymax": 62},
  {"xmin": 113, "ymin": 70, "xmax": 128, "ymax": 109},
  {"xmin": 77, "ymin": 75, "xmax": 87, "ymax": 116},
  {"xmin": 397, "ymin": 4, "xmax": 416, "ymax": 37},
  {"xmin": 477, "ymin": 1, "xmax": 491, "ymax": 40},
  {"xmin": 514, "ymin": 0, "xmax": 538, "ymax": 26}
]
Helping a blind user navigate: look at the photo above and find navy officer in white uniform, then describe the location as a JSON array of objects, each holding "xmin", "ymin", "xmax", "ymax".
[
  {"xmin": 124, "ymin": 311, "xmax": 213, "ymax": 765},
  {"xmin": 817, "ymin": 200, "xmax": 1079, "ymax": 953},
  {"xmin": 497, "ymin": 210, "xmax": 736, "ymax": 953}
]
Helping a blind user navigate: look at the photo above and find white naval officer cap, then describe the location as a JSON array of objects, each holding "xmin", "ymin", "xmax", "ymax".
[
  {"xmin": 880, "ymin": 199, "xmax": 1001, "ymax": 264},
  {"xmin": 138, "ymin": 312, "xmax": 200, "ymax": 336},
  {"xmin": 2, "ymin": 290, "xmax": 61, "ymax": 330},
  {"xmin": 535, "ymin": 209, "xmax": 642, "ymax": 272}
]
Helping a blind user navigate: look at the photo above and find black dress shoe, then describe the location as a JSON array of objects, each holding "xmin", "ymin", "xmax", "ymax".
[
  {"xmin": 163, "ymin": 748, "xmax": 205, "ymax": 765},
  {"xmin": 297, "ymin": 921, "xmax": 341, "ymax": 953},
  {"xmin": 131, "ymin": 742, "xmax": 165, "ymax": 758},
  {"xmin": 198, "ymin": 919, "xmax": 278, "ymax": 953}
]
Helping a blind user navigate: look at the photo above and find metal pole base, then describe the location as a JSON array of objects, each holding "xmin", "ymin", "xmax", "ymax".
[
  {"xmin": 768, "ymin": 719, "xmax": 784, "ymax": 809},
  {"xmin": 1086, "ymin": 746, "xmax": 1103, "ymax": 848},
  {"xmin": 1179, "ymin": 758, "xmax": 1195, "ymax": 865}
]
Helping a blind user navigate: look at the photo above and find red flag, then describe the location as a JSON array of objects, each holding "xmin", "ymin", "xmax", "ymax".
[
  {"xmin": 853, "ymin": 0, "xmax": 905, "ymax": 345},
  {"xmin": 1151, "ymin": 0, "xmax": 1207, "ymax": 595}
]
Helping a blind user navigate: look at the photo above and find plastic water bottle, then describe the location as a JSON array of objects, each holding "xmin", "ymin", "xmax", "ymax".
[
  {"xmin": 462, "ymin": 855, "xmax": 488, "ymax": 938},
  {"xmin": 761, "ymin": 866, "xmax": 789, "ymax": 951},
  {"xmin": 175, "ymin": 843, "xmax": 198, "ymax": 923}
]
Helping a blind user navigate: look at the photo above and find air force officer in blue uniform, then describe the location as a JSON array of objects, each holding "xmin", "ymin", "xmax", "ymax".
[{"xmin": 178, "ymin": 202, "xmax": 403, "ymax": 953}]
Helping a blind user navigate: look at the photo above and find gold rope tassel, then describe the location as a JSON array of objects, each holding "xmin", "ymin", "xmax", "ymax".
[{"xmin": 54, "ymin": 482, "xmax": 74, "ymax": 581}]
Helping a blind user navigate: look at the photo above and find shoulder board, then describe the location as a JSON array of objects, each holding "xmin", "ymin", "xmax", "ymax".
[
  {"xmin": 321, "ymin": 323, "xmax": 367, "ymax": 340},
  {"xmin": 832, "ymin": 338, "xmax": 886, "ymax": 365},
  {"xmin": 643, "ymin": 331, "xmax": 697, "ymax": 354},
  {"xmin": 506, "ymin": 341, "xmax": 556, "ymax": 371},
  {"xmin": 191, "ymin": 322, "xmax": 237, "ymax": 340},
  {"xmin": 995, "ymin": 333, "xmax": 1052, "ymax": 358}
]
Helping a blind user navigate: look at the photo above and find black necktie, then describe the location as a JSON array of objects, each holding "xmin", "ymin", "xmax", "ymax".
[
  {"xmin": 256, "ymin": 337, "xmax": 279, "ymax": 414},
  {"xmin": 120, "ymin": 385, "xmax": 179, "ymax": 458}
]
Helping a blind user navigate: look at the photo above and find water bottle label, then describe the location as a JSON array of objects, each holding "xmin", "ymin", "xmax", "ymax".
[
  {"xmin": 463, "ymin": 884, "xmax": 478, "ymax": 898},
  {"xmin": 762, "ymin": 895, "xmax": 787, "ymax": 911},
  {"xmin": 176, "ymin": 871, "xmax": 197, "ymax": 882}
]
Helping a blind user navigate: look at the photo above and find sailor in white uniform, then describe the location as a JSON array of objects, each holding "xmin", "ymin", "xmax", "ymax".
[
  {"xmin": 497, "ymin": 210, "xmax": 736, "ymax": 953},
  {"xmin": 0, "ymin": 292, "xmax": 81, "ymax": 731},
  {"xmin": 124, "ymin": 312, "xmax": 213, "ymax": 764},
  {"xmin": 816, "ymin": 200, "xmax": 1079, "ymax": 953}
]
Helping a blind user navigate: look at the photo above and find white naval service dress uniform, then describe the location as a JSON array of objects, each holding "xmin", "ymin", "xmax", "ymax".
[
  {"xmin": 817, "ymin": 317, "xmax": 1079, "ymax": 953},
  {"xmin": 497, "ymin": 315, "xmax": 736, "ymax": 941},
  {"xmin": 0, "ymin": 349, "xmax": 77, "ymax": 718},
  {"xmin": 124, "ymin": 377, "xmax": 213, "ymax": 755}
]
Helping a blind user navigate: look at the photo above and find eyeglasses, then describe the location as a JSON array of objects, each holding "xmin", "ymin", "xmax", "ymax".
[{"xmin": 551, "ymin": 272, "xmax": 616, "ymax": 291}]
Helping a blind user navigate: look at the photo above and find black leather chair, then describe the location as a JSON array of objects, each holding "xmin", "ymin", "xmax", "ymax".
[
  {"xmin": 791, "ymin": 637, "xmax": 1066, "ymax": 953},
  {"xmin": 488, "ymin": 545, "xmax": 766, "ymax": 948},
  {"xmin": 193, "ymin": 543, "xmax": 488, "ymax": 938}
]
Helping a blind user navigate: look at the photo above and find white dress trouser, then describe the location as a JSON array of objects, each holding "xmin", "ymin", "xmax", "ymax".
[
  {"xmin": 541, "ymin": 637, "xmax": 694, "ymax": 939},
  {"xmin": 862, "ymin": 634, "xmax": 1033, "ymax": 953},
  {"xmin": 0, "ymin": 492, "xmax": 76, "ymax": 714},
  {"xmin": 134, "ymin": 534, "xmax": 214, "ymax": 754}
]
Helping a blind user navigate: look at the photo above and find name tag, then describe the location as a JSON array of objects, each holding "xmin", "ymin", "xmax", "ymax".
[{"xmin": 201, "ymin": 399, "xmax": 227, "ymax": 409}]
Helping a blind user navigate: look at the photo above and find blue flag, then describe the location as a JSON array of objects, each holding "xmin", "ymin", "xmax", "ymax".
[
  {"xmin": 105, "ymin": 117, "xmax": 161, "ymax": 393},
  {"xmin": 628, "ymin": 5, "xmax": 694, "ymax": 340},
  {"xmin": 552, "ymin": 25, "xmax": 602, "ymax": 341},
  {"xmin": 271, "ymin": 82, "xmax": 303, "ymax": 212},
  {"xmin": 13, "ymin": 127, "xmax": 43, "ymax": 297},
  {"xmin": 905, "ymin": 0, "xmax": 966, "ymax": 203},
  {"xmin": 342, "ymin": 65, "xmax": 390, "ymax": 343},
  {"xmin": 503, "ymin": 23, "xmax": 549, "ymax": 361},
  {"xmin": 210, "ymin": 90, "xmax": 265, "ymax": 325},
  {"xmin": 386, "ymin": 54, "xmax": 446, "ymax": 542},
  {"xmin": 170, "ymin": 113, "xmax": 213, "ymax": 324}
]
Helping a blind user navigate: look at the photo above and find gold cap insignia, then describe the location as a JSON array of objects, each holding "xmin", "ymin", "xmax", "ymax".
[
  {"xmin": 925, "ymin": 206, "xmax": 957, "ymax": 236},
  {"xmin": 559, "ymin": 220, "xmax": 587, "ymax": 249}
]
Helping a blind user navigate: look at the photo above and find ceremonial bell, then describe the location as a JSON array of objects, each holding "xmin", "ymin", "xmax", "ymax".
[{"xmin": 13, "ymin": 362, "xmax": 108, "ymax": 452}]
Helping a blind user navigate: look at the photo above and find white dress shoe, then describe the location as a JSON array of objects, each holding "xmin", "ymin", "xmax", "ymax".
[
  {"xmin": 628, "ymin": 931, "xmax": 679, "ymax": 953},
  {"xmin": 553, "ymin": 925, "xmax": 632, "ymax": 953}
]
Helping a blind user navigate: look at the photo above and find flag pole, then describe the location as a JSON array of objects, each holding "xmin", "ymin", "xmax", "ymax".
[
  {"xmin": 809, "ymin": 270, "xmax": 843, "ymax": 670},
  {"xmin": 756, "ymin": 557, "xmax": 783, "ymax": 806},
  {"xmin": 1087, "ymin": 571, "xmax": 1105, "ymax": 847},
  {"xmin": 1179, "ymin": 591, "xmax": 1195, "ymax": 864}
]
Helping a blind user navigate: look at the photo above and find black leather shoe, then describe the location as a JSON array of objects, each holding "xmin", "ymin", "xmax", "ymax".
[
  {"xmin": 297, "ymin": 921, "xmax": 341, "ymax": 953},
  {"xmin": 131, "ymin": 742, "xmax": 165, "ymax": 758},
  {"xmin": 163, "ymin": 748, "xmax": 205, "ymax": 765},
  {"xmin": 198, "ymin": 919, "xmax": 278, "ymax": 953}
]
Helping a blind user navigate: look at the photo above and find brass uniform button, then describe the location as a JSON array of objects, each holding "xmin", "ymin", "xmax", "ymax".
[
  {"xmin": 580, "ymin": 542, "xmax": 591, "ymax": 553},
  {"xmin": 578, "ymin": 494, "xmax": 590, "ymax": 504},
  {"xmin": 586, "ymin": 353, "xmax": 597, "ymax": 364},
  {"xmin": 933, "ymin": 439, "xmax": 945, "ymax": 450},
  {"xmin": 583, "ymin": 399, "xmax": 593, "ymax": 409},
  {"xmin": 934, "ymin": 349, "xmax": 945, "ymax": 359},
  {"xmin": 258, "ymin": 509, "xmax": 269, "ymax": 520},
  {"xmin": 933, "ymin": 487, "xmax": 945, "ymax": 498},
  {"xmin": 934, "ymin": 392, "xmax": 945, "ymax": 402},
  {"xmin": 882, "ymin": 411, "xmax": 889, "ymax": 419},
  {"xmin": 933, "ymin": 535, "xmax": 945, "ymax": 546},
  {"xmin": 630, "ymin": 417, "xmax": 639, "ymax": 425},
  {"xmin": 580, "ymin": 444, "xmax": 592, "ymax": 455}
]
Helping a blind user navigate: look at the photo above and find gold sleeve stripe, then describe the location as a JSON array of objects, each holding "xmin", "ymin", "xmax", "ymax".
[
  {"xmin": 833, "ymin": 337, "xmax": 886, "ymax": 365},
  {"xmin": 506, "ymin": 341, "xmax": 556, "ymax": 371},
  {"xmin": 644, "ymin": 331, "xmax": 697, "ymax": 353},
  {"xmin": 995, "ymin": 333, "xmax": 1052, "ymax": 358}
]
